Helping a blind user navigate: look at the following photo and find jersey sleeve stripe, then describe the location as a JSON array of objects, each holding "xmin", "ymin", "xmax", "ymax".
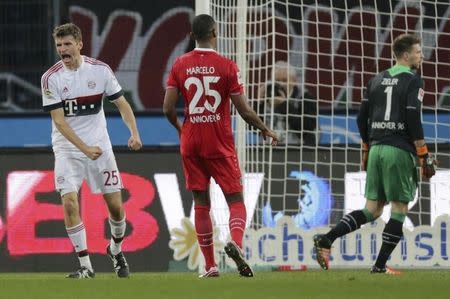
[
  {"xmin": 42, "ymin": 61, "xmax": 63, "ymax": 78},
  {"xmin": 42, "ymin": 63, "xmax": 63, "ymax": 90},
  {"xmin": 43, "ymin": 101, "xmax": 63, "ymax": 112},
  {"xmin": 84, "ymin": 57, "xmax": 114, "ymax": 73},
  {"xmin": 107, "ymin": 90, "xmax": 124, "ymax": 102}
]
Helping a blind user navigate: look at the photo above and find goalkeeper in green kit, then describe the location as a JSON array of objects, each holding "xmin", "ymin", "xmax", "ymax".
[{"xmin": 313, "ymin": 33, "xmax": 437, "ymax": 274}]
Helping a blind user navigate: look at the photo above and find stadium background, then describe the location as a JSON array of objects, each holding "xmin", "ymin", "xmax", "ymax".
[{"xmin": 0, "ymin": 0, "xmax": 449, "ymax": 273}]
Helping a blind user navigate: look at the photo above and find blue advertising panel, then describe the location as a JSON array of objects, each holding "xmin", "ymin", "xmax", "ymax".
[{"xmin": 0, "ymin": 113, "xmax": 448, "ymax": 147}]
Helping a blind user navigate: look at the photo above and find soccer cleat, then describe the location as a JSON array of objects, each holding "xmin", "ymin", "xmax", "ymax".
[
  {"xmin": 199, "ymin": 266, "xmax": 220, "ymax": 278},
  {"xmin": 107, "ymin": 245, "xmax": 130, "ymax": 278},
  {"xmin": 66, "ymin": 266, "xmax": 95, "ymax": 279},
  {"xmin": 224, "ymin": 241, "xmax": 254, "ymax": 277},
  {"xmin": 370, "ymin": 265, "xmax": 402, "ymax": 275},
  {"xmin": 313, "ymin": 234, "xmax": 332, "ymax": 270}
]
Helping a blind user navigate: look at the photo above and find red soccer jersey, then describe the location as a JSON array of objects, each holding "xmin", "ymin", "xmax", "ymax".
[{"xmin": 166, "ymin": 48, "xmax": 244, "ymax": 158}]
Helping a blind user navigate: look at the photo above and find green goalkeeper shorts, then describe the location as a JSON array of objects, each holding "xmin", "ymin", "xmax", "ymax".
[{"xmin": 365, "ymin": 144, "xmax": 418, "ymax": 203}]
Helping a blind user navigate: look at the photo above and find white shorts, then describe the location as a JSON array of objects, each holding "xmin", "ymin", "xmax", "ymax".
[{"xmin": 54, "ymin": 149, "xmax": 123, "ymax": 196}]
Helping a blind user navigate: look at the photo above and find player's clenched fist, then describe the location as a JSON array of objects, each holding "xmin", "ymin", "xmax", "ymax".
[
  {"xmin": 85, "ymin": 146, "xmax": 103, "ymax": 160},
  {"xmin": 128, "ymin": 135, "xmax": 142, "ymax": 151}
]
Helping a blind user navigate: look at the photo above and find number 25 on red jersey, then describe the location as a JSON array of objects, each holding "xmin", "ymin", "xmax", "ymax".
[{"xmin": 185, "ymin": 76, "xmax": 221, "ymax": 114}]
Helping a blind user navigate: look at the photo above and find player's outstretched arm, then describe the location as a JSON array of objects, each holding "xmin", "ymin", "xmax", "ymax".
[
  {"xmin": 230, "ymin": 93, "xmax": 278, "ymax": 145},
  {"xmin": 50, "ymin": 108, "xmax": 103, "ymax": 160},
  {"xmin": 113, "ymin": 96, "xmax": 142, "ymax": 151},
  {"xmin": 163, "ymin": 88, "xmax": 182, "ymax": 135}
]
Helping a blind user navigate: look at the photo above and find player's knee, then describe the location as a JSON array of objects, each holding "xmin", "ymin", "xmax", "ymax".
[
  {"xmin": 194, "ymin": 197, "xmax": 210, "ymax": 206},
  {"xmin": 109, "ymin": 205, "xmax": 124, "ymax": 221},
  {"xmin": 192, "ymin": 190, "xmax": 210, "ymax": 206},
  {"xmin": 224, "ymin": 192, "xmax": 243, "ymax": 204}
]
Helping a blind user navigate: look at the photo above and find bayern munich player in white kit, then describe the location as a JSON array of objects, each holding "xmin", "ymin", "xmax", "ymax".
[{"xmin": 41, "ymin": 23, "xmax": 142, "ymax": 278}]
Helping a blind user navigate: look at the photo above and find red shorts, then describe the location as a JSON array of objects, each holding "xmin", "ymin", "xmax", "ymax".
[{"xmin": 181, "ymin": 155, "xmax": 243, "ymax": 194}]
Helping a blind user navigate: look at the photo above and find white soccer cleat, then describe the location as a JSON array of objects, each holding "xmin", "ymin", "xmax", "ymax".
[
  {"xmin": 199, "ymin": 266, "xmax": 220, "ymax": 278},
  {"xmin": 66, "ymin": 266, "xmax": 95, "ymax": 279}
]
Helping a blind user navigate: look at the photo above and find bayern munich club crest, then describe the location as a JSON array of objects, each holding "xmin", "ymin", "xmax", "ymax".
[{"xmin": 88, "ymin": 81, "xmax": 96, "ymax": 89}]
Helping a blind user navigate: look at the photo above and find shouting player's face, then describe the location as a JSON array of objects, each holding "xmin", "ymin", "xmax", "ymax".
[
  {"xmin": 55, "ymin": 35, "xmax": 83, "ymax": 70},
  {"xmin": 407, "ymin": 43, "xmax": 423, "ymax": 70}
]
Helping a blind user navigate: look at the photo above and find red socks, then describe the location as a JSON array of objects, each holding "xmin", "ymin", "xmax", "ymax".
[
  {"xmin": 194, "ymin": 205, "xmax": 215, "ymax": 270},
  {"xmin": 195, "ymin": 201, "xmax": 247, "ymax": 269},
  {"xmin": 228, "ymin": 201, "xmax": 247, "ymax": 248}
]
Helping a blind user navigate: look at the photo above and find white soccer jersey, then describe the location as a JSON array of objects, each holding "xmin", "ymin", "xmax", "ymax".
[{"xmin": 41, "ymin": 56, "xmax": 123, "ymax": 153}]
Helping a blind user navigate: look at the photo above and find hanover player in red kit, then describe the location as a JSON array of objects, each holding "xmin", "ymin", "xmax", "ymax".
[{"xmin": 163, "ymin": 14, "xmax": 278, "ymax": 278}]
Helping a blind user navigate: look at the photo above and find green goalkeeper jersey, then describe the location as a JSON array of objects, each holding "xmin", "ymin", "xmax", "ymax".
[{"xmin": 357, "ymin": 64, "xmax": 425, "ymax": 155}]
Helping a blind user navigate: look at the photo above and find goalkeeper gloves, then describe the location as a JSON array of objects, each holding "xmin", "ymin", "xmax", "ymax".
[
  {"xmin": 416, "ymin": 144, "xmax": 437, "ymax": 179},
  {"xmin": 361, "ymin": 142, "xmax": 369, "ymax": 171}
]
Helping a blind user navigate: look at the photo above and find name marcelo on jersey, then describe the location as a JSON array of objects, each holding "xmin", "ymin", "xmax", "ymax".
[{"xmin": 186, "ymin": 66, "xmax": 215, "ymax": 75}]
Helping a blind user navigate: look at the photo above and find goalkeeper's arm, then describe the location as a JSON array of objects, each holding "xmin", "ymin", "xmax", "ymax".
[
  {"xmin": 356, "ymin": 98, "xmax": 370, "ymax": 170},
  {"xmin": 405, "ymin": 78, "xmax": 436, "ymax": 179},
  {"xmin": 406, "ymin": 100, "xmax": 436, "ymax": 178}
]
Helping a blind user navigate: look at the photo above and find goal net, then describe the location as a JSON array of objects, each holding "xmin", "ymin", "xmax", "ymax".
[{"xmin": 199, "ymin": 0, "xmax": 450, "ymax": 268}]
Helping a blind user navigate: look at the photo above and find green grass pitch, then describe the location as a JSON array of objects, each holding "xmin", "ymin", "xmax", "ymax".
[{"xmin": 1, "ymin": 270, "xmax": 449, "ymax": 299}]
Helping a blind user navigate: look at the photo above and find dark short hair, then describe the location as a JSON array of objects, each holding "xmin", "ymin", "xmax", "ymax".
[
  {"xmin": 53, "ymin": 23, "xmax": 82, "ymax": 42},
  {"xmin": 393, "ymin": 33, "xmax": 421, "ymax": 58},
  {"xmin": 192, "ymin": 14, "xmax": 216, "ymax": 42}
]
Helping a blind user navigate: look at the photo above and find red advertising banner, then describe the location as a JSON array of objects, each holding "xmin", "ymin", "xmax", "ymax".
[{"xmin": 0, "ymin": 148, "xmax": 192, "ymax": 272}]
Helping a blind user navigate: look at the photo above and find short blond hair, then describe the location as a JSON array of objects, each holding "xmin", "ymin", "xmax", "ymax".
[{"xmin": 53, "ymin": 23, "xmax": 82, "ymax": 42}]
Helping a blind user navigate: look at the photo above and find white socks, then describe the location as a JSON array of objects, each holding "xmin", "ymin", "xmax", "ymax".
[
  {"xmin": 109, "ymin": 217, "xmax": 126, "ymax": 255},
  {"xmin": 78, "ymin": 255, "xmax": 93, "ymax": 271},
  {"xmin": 66, "ymin": 222, "xmax": 93, "ymax": 271},
  {"xmin": 66, "ymin": 217, "xmax": 126, "ymax": 269}
]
